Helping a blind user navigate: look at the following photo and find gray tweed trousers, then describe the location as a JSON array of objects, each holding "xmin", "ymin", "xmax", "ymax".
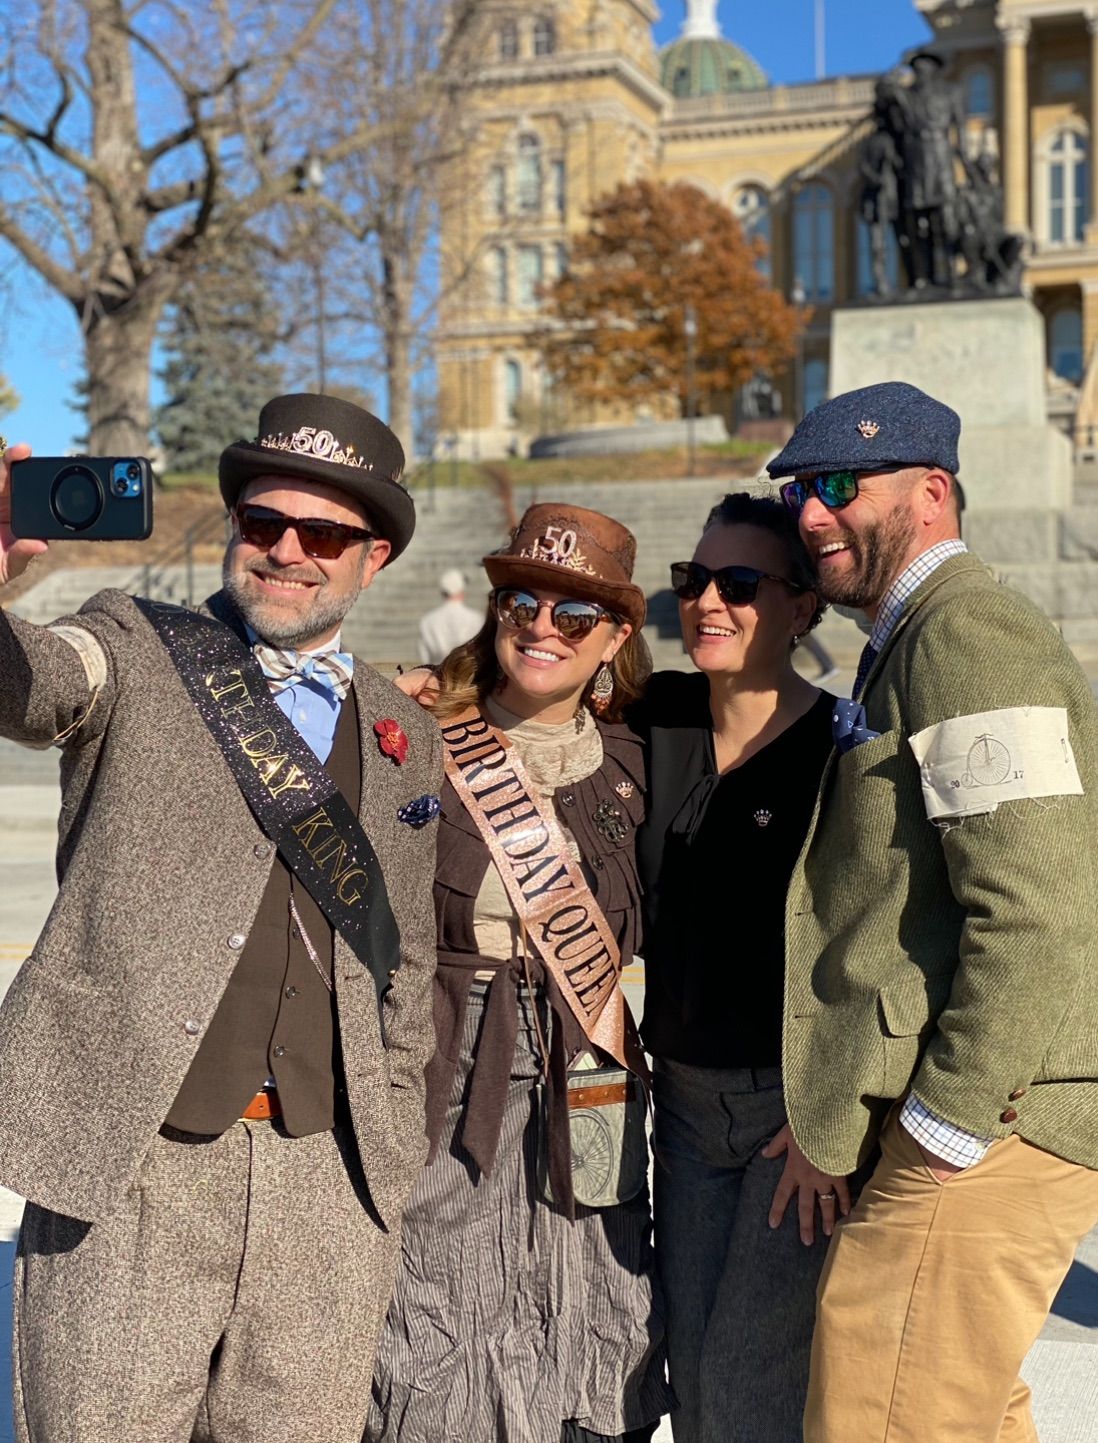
[
  {"xmin": 13, "ymin": 1118, "xmax": 397, "ymax": 1443},
  {"xmin": 652, "ymin": 1060, "xmax": 830, "ymax": 1443}
]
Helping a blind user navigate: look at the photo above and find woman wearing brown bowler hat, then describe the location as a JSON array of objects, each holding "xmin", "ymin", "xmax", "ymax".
[{"xmin": 367, "ymin": 504, "xmax": 673, "ymax": 1443}]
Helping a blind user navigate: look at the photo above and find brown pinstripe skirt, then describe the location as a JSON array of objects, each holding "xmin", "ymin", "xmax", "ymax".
[{"xmin": 367, "ymin": 982, "xmax": 672, "ymax": 1442}]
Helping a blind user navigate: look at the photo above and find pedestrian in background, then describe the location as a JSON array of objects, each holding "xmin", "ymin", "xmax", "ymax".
[
  {"xmin": 417, "ymin": 567, "xmax": 482, "ymax": 664},
  {"xmin": 770, "ymin": 381, "xmax": 1098, "ymax": 1443}
]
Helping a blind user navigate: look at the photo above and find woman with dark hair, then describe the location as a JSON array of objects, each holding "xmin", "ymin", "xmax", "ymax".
[
  {"xmin": 368, "ymin": 504, "xmax": 672, "ymax": 1443},
  {"xmin": 634, "ymin": 491, "xmax": 849, "ymax": 1443}
]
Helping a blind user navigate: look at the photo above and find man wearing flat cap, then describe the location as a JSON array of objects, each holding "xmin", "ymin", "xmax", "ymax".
[
  {"xmin": 0, "ymin": 394, "xmax": 441, "ymax": 1441},
  {"xmin": 768, "ymin": 381, "xmax": 1098, "ymax": 1441}
]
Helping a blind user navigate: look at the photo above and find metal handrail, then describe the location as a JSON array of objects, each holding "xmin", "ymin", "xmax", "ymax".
[{"xmin": 127, "ymin": 508, "xmax": 230, "ymax": 607}]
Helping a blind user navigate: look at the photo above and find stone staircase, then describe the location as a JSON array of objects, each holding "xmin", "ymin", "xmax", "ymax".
[{"xmin": 0, "ymin": 478, "xmax": 876, "ymax": 675}]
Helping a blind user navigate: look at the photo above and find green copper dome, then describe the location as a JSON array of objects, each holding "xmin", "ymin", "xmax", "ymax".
[{"xmin": 659, "ymin": 36, "xmax": 768, "ymax": 98}]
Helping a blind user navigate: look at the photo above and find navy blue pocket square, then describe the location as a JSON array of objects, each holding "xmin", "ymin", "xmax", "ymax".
[
  {"xmin": 398, "ymin": 794, "xmax": 441, "ymax": 828},
  {"xmin": 832, "ymin": 698, "xmax": 881, "ymax": 755}
]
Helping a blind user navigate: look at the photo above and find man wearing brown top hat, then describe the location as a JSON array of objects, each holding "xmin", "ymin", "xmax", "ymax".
[{"xmin": 0, "ymin": 394, "xmax": 442, "ymax": 1442}]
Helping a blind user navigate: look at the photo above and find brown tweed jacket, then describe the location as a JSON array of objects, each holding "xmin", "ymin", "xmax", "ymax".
[{"xmin": 0, "ymin": 589, "xmax": 441, "ymax": 1227}]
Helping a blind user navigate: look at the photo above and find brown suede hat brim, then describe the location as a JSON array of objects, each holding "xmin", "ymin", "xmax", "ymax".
[{"xmin": 483, "ymin": 554, "xmax": 646, "ymax": 631}]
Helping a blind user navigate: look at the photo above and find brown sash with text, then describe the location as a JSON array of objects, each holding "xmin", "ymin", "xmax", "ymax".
[{"xmin": 440, "ymin": 708, "xmax": 631, "ymax": 1071}]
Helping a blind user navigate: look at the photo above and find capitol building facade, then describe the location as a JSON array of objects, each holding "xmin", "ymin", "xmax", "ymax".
[{"xmin": 437, "ymin": 0, "xmax": 1098, "ymax": 458}]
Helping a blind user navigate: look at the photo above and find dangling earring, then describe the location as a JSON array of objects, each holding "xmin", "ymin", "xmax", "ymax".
[{"xmin": 590, "ymin": 662, "xmax": 615, "ymax": 716}]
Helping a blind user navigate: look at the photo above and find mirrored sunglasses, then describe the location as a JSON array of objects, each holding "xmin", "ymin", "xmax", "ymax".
[
  {"xmin": 778, "ymin": 470, "xmax": 860, "ymax": 517},
  {"xmin": 491, "ymin": 588, "xmax": 611, "ymax": 641},
  {"xmin": 235, "ymin": 504, "xmax": 376, "ymax": 560},
  {"xmin": 670, "ymin": 560, "xmax": 804, "ymax": 606}
]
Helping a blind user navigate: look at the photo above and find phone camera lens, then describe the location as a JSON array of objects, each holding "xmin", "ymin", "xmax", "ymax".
[{"xmin": 126, "ymin": 463, "xmax": 140, "ymax": 482}]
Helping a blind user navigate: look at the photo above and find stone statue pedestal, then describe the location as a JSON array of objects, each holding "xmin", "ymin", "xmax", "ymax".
[{"xmin": 830, "ymin": 296, "xmax": 1071, "ymax": 514}]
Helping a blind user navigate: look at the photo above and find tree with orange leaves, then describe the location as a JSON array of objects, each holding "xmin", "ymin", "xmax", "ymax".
[{"xmin": 537, "ymin": 178, "xmax": 804, "ymax": 416}]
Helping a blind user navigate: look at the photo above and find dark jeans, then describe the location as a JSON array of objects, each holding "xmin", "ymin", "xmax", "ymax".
[{"xmin": 652, "ymin": 1059, "xmax": 830, "ymax": 1443}]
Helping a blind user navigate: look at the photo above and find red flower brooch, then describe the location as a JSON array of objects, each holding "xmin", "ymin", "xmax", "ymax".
[{"xmin": 374, "ymin": 719, "xmax": 409, "ymax": 765}]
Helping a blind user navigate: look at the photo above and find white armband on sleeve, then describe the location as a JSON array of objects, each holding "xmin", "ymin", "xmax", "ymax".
[
  {"xmin": 45, "ymin": 624, "xmax": 109, "ymax": 743},
  {"xmin": 908, "ymin": 707, "xmax": 1083, "ymax": 821}
]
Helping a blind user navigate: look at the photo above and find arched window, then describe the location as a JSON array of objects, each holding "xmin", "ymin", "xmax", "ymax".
[
  {"xmin": 1050, "ymin": 306, "xmax": 1083, "ymax": 383},
  {"xmin": 490, "ymin": 247, "xmax": 508, "ymax": 307},
  {"xmin": 963, "ymin": 66, "xmax": 993, "ymax": 120},
  {"xmin": 856, "ymin": 218, "xmax": 900, "ymax": 296},
  {"xmin": 517, "ymin": 134, "xmax": 542, "ymax": 214},
  {"xmin": 533, "ymin": 16, "xmax": 556, "ymax": 57},
  {"xmin": 517, "ymin": 245, "xmax": 544, "ymax": 308},
  {"xmin": 793, "ymin": 183, "xmax": 835, "ymax": 302},
  {"xmin": 803, "ymin": 358, "xmax": 829, "ymax": 418},
  {"xmin": 504, "ymin": 359, "xmax": 523, "ymax": 422},
  {"xmin": 552, "ymin": 159, "xmax": 566, "ymax": 220},
  {"xmin": 499, "ymin": 18, "xmax": 519, "ymax": 61},
  {"xmin": 1046, "ymin": 129, "xmax": 1089, "ymax": 244},
  {"xmin": 733, "ymin": 186, "xmax": 771, "ymax": 279},
  {"xmin": 489, "ymin": 164, "xmax": 506, "ymax": 220}
]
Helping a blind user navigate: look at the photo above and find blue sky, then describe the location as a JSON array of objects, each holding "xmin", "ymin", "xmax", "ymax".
[{"xmin": 2, "ymin": 0, "xmax": 932, "ymax": 453}]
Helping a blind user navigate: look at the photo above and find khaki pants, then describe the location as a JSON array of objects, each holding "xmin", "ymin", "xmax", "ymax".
[{"xmin": 804, "ymin": 1110, "xmax": 1098, "ymax": 1443}]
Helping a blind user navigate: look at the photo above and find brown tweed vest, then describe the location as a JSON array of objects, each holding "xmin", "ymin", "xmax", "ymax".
[{"xmin": 166, "ymin": 691, "xmax": 362, "ymax": 1136}]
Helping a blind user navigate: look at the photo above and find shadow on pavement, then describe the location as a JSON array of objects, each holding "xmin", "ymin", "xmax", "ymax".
[{"xmin": 1051, "ymin": 1259, "xmax": 1098, "ymax": 1329}]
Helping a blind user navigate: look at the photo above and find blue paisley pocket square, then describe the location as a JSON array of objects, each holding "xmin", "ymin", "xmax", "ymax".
[
  {"xmin": 832, "ymin": 698, "xmax": 881, "ymax": 755},
  {"xmin": 398, "ymin": 794, "xmax": 441, "ymax": 828}
]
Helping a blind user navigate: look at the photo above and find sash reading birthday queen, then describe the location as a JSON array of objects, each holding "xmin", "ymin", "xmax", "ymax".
[{"xmin": 440, "ymin": 707, "xmax": 629, "ymax": 1070}]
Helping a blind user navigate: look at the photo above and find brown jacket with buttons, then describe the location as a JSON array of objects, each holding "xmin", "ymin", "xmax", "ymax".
[
  {"xmin": 0, "ymin": 589, "xmax": 441, "ymax": 1227},
  {"xmin": 783, "ymin": 554, "xmax": 1098, "ymax": 1176}
]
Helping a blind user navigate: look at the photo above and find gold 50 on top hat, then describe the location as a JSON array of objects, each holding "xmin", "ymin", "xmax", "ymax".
[
  {"xmin": 218, "ymin": 393, "xmax": 415, "ymax": 562},
  {"xmin": 483, "ymin": 503, "xmax": 646, "ymax": 632}
]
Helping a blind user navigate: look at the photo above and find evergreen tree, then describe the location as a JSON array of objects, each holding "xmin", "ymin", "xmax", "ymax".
[{"xmin": 155, "ymin": 249, "xmax": 285, "ymax": 474}]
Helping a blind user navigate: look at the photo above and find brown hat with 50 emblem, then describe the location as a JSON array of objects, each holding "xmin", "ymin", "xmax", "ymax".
[{"xmin": 483, "ymin": 503, "xmax": 646, "ymax": 631}]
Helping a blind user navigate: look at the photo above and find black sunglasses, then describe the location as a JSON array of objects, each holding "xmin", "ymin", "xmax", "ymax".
[
  {"xmin": 779, "ymin": 470, "xmax": 860, "ymax": 516},
  {"xmin": 670, "ymin": 560, "xmax": 804, "ymax": 606},
  {"xmin": 491, "ymin": 588, "xmax": 612, "ymax": 641},
  {"xmin": 235, "ymin": 504, "xmax": 376, "ymax": 560}
]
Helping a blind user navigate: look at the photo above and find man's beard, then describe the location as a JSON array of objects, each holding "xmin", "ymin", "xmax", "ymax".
[
  {"xmin": 816, "ymin": 504, "xmax": 918, "ymax": 611},
  {"xmin": 221, "ymin": 556, "xmax": 365, "ymax": 648}
]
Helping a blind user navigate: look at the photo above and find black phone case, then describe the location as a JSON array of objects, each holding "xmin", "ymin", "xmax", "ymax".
[{"xmin": 10, "ymin": 457, "xmax": 154, "ymax": 542}]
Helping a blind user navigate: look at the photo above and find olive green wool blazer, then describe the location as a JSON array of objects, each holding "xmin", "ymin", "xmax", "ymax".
[{"xmin": 783, "ymin": 553, "xmax": 1098, "ymax": 1176}]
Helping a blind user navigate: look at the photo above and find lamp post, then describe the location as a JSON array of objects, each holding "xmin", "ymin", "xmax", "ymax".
[
  {"xmin": 684, "ymin": 302, "xmax": 698, "ymax": 476},
  {"xmin": 791, "ymin": 277, "xmax": 807, "ymax": 420},
  {"xmin": 302, "ymin": 155, "xmax": 327, "ymax": 393}
]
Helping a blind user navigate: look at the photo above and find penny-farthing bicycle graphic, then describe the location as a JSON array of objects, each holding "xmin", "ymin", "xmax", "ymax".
[
  {"xmin": 961, "ymin": 733, "xmax": 1012, "ymax": 788},
  {"xmin": 569, "ymin": 1110, "xmax": 615, "ymax": 1198}
]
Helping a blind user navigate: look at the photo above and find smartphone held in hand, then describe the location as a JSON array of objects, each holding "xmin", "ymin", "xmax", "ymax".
[{"xmin": 10, "ymin": 456, "xmax": 154, "ymax": 542}]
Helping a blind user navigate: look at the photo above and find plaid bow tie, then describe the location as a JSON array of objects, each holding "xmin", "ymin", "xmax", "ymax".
[{"xmin": 252, "ymin": 642, "xmax": 354, "ymax": 702}]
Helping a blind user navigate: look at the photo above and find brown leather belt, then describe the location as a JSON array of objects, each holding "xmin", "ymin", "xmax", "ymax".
[{"xmin": 240, "ymin": 1088, "xmax": 282, "ymax": 1122}]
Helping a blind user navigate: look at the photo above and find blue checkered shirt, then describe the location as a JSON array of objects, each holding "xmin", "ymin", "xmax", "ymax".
[{"xmin": 865, "ymin": 541, "xmax": 994, "ymax": 1169}]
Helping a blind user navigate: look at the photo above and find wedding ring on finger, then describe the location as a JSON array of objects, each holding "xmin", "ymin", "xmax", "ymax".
[{"xmin": 819, "ymin": 1191, "xmax": 837, "ymax": 1202}]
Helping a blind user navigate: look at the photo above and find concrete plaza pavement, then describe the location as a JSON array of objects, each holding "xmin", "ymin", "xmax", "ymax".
[{"xmin": 0, "ymin": 742, "xmax": 1096, "ymax": 1441}]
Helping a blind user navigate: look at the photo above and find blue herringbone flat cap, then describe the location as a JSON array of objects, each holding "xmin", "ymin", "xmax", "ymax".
[{"xmin": 767, "ymin": 382, "xmax": 961, "ymax": 478}]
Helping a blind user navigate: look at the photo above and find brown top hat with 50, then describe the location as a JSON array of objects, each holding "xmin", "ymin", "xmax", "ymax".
[
  {"xmin": 484, "ymin": 503, "xmax": 646, "ymax": 632},
  {"xmin": 218, "ymin": 393, "xmax": 415, "ymax": 562}
]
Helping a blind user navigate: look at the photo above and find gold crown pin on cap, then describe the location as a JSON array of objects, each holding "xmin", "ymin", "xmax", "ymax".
[{"xmin": 857, "ymin": 419, "xmax": 881, "ymax": 439}]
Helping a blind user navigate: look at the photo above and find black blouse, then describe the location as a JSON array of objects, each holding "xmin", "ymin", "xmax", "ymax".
[{"xmin": 633, "ymin": 671, "xmax": 834, "ymax": 1069}]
